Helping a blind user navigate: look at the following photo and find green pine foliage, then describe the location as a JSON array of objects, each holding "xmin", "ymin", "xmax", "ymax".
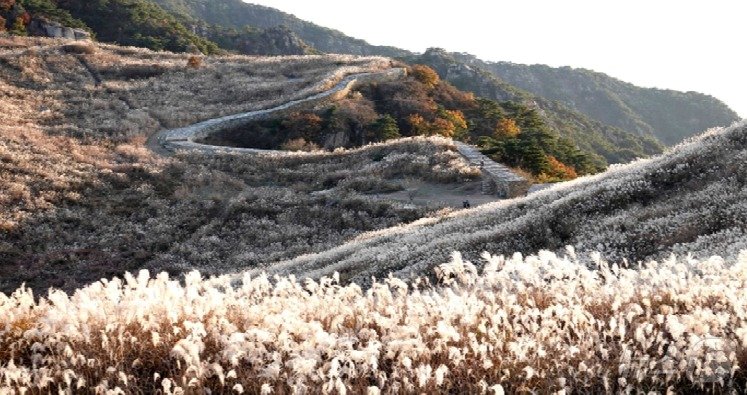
[
  {"xmin": 18, "ymin": 0, "xmax": 88, "ymax": 31},
  {"xmin": 55, "ymin": 0, "xmax": 219, "ymax": 54},
  {"xmin": 8, "ymin": 16, "xmax": 25, "ymax": 35},
  {"xmin": 369, "ymin": 115, "xmax": 401, "ymax": 142}
]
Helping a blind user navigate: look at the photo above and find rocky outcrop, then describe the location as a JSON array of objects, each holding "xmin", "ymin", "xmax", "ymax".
[
  {"xmin": 250, "ymin": 26, "xmax": 310, "ymax": 55},
  {"xmin": 28, "ymin": 17, "xmax": 90, "ymax": 40},
  {"xmin": 194, "ymin": 23, "xmax": 314, "ymax": 56}
]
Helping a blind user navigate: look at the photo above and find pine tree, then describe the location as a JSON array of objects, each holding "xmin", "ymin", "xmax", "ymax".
[
  {"xmin": 9, "ymin": 16, "xmax": 26, "ymax": 36},
  {"xmin": 369, "ymin": 114, "xmax": 400, "ymax": 141},
  {"xmin": 521, "ymin": 139, "xmax": 549, "ymax": 175}
]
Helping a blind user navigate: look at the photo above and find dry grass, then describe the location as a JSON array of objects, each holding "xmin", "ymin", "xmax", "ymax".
[
  {"xmin": 0, "ymin": 36, "xmax": 389, "ymax": 225},
  {"xmin": 0, "ymin": 251, "xmax": 745, "ymax": 393},
  {"xmin": 258, "ymin": 121, "xmax": 747, "ymax": 285},
  {"xmin": 0, "ymin": 37, "xmax": 475, "ymax": 293}
]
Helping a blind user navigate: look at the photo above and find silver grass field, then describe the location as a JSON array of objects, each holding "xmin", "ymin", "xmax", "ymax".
[{"xmin": 1, "ymin": 37, "xmax": 746, "ymax": 393}]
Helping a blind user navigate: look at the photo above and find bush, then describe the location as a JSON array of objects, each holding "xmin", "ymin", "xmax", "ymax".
[
  {"xmin": 0, "ymin": 0, "xmax": 14, "ymax": 12},
  {"xmin": 410, "ymin": 64, "xmax": 440, "ymax": 88},
  {"xmin": 281, "ymin": 138, "xmax": 320, "ymax": 152},
  {"xmin": 187, "ymin": 55, "xmax": 202, "ymax": 69},
  {"xmin": 8, "ymin": 17, "xmax": 25, "ymax": 36},
  {"xmin": 117, "ymin": 64, "xmax": 167, "ymax": 80},
  {"xmin": 62, "ymin": 42, "xmax": 95, "ymax": 54}
]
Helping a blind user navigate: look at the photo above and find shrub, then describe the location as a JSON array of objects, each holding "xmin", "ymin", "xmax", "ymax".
[
  {"xmin": 117, "ymin": 63, "xmax": 167, "ymax": 80},
  {"xmin": 281, "ymin": 137, "xmax": 320, "ymax": 152},
  {"xmin": 368, "ymin": 114, "xmax": 400, "ymax": 142},
  {"xmin": 410, "ymin": 64, "xmax": 440, "ymax": 88},
  {"xmin": 187, "ymin": 55, "xmax": 202, "ymax": 69},
  {"xmin": 494, "ymin": 117, "xmax": 520, "ymax": 138},
  {"xmin": 0, "ymin": 0, "xmax": 14, "ymax": 11},
  {"xmin": 8, "ymin": 17, "xmax": 25, "ymax": 36},
  {"xmin": 62, "ymin": 42, "xmax": 95, "ymax": 55}
]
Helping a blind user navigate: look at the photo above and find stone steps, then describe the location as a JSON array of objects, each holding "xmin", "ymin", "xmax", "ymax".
[{"xmin": 454, "ymin": 141, "xmax": 530, "ymax": 198}]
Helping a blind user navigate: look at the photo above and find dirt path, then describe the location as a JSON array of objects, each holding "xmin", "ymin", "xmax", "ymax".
[{"xmin": 376, "ymin": 180, "xmax": 503, "ymax": 209}]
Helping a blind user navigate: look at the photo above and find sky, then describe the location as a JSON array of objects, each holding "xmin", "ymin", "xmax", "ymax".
[{"xmin": 246, "ymin": 0, "xmax": 745, "ymax": 118}]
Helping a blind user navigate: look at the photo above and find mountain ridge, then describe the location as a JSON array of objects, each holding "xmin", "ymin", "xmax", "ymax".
[
  {"xmin": 150, "ymin": 0, "xmax": 412, "ymax": 57},
  {"xmin": 410, "ymin": 48, "xmax": 664, "ymax": 165},
  {"xmin": 460, "ymin": 53, "xmax": 740, "ymax": 144},
  {"xmin": 3, "ymin": 0, "xmax": 739, "ymax": 152}
]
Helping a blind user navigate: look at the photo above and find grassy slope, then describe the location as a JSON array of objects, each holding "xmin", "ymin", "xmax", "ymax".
[
  {"xmin": 259, "ymin": 120, "xmax": 747, "ymax": 284},
  {"xmin": 0, "ymin": 38, "xmax": 476, "ymax": 293}
]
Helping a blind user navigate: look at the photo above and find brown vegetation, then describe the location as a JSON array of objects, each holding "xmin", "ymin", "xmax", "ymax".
[
  {"xmin": 61, "ymin": 42, "xmax": 96, "ymax": 55},
  {"xmin": 0, "ymin": 37, "xmax": 475, "ymax": 293}
]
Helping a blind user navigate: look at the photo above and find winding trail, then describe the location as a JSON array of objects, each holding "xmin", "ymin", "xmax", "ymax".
[
  {"xmin": 141, "ymin": 63, "xmax": 537, "ymax": 283},
  {"xmin": 147, "ymin": 68, "xmax": 405, "ymax": 156},
  {"xmin": 146, "ymin": 65, "xmax": 530, "ymax": 200}
]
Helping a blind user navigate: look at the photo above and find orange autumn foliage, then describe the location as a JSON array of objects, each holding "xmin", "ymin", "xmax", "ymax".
[{"xmin": 494, "ymin": 117, "xmax": 521, "ymax": 139}]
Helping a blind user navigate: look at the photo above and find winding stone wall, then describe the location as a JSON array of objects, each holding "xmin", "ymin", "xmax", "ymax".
[{"xmin": 155, "ymin": 68, "xmax": 406, "ymax": 155}]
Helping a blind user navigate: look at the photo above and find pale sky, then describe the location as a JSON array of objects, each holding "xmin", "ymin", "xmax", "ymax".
[{"xmin": 246, "ymin": 0, "xmax": 745, "ymax": 118}]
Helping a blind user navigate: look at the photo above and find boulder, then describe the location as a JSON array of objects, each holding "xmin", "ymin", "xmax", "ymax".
[
  {"xmin": 323, "ymin": 131, "xmax": 350, "ymax": 149},
  {"xmin": 61, "ymin": 27, "xmax": 75, "ymax": 40},
  {"xmin": 27, "ymin": 17, "xmax": 89, "ymax": 40},
  {"xmin": 73, "ymin": 29, "xmax": 89, "ymax": 40}
]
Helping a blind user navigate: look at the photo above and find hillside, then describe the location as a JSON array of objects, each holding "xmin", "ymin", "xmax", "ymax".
[
  {"xmin": 412, "ymin": 48, "xmax": 664, "ymax": 165},
  {"xmin": 2, "ymin": 0, "xmax": 317, "ymax": 55},
  {"xmin": 150, "ymin": 0, "xmax": 412, "ymax": 57},
  {"xmin": 205, "ymin": 64, "xmax": 606, "ymax": 180},
  {"xmin": 259, "ymin": 120, "xmax": 747, "ymax": 284},
  {"xmin": 6, "ymin": 0, "xmax": 737, "ymax": 154},
  {"xmin": 465, "ymin": 54, "xmax": 740, "ymax": 144},
  {"xmin": 0, "ymin": 37, "xmax": 478, "ymax": 293},
  {"xmin": 1, "ymin": 37, "xmax": 746, "ymax": 394}
]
